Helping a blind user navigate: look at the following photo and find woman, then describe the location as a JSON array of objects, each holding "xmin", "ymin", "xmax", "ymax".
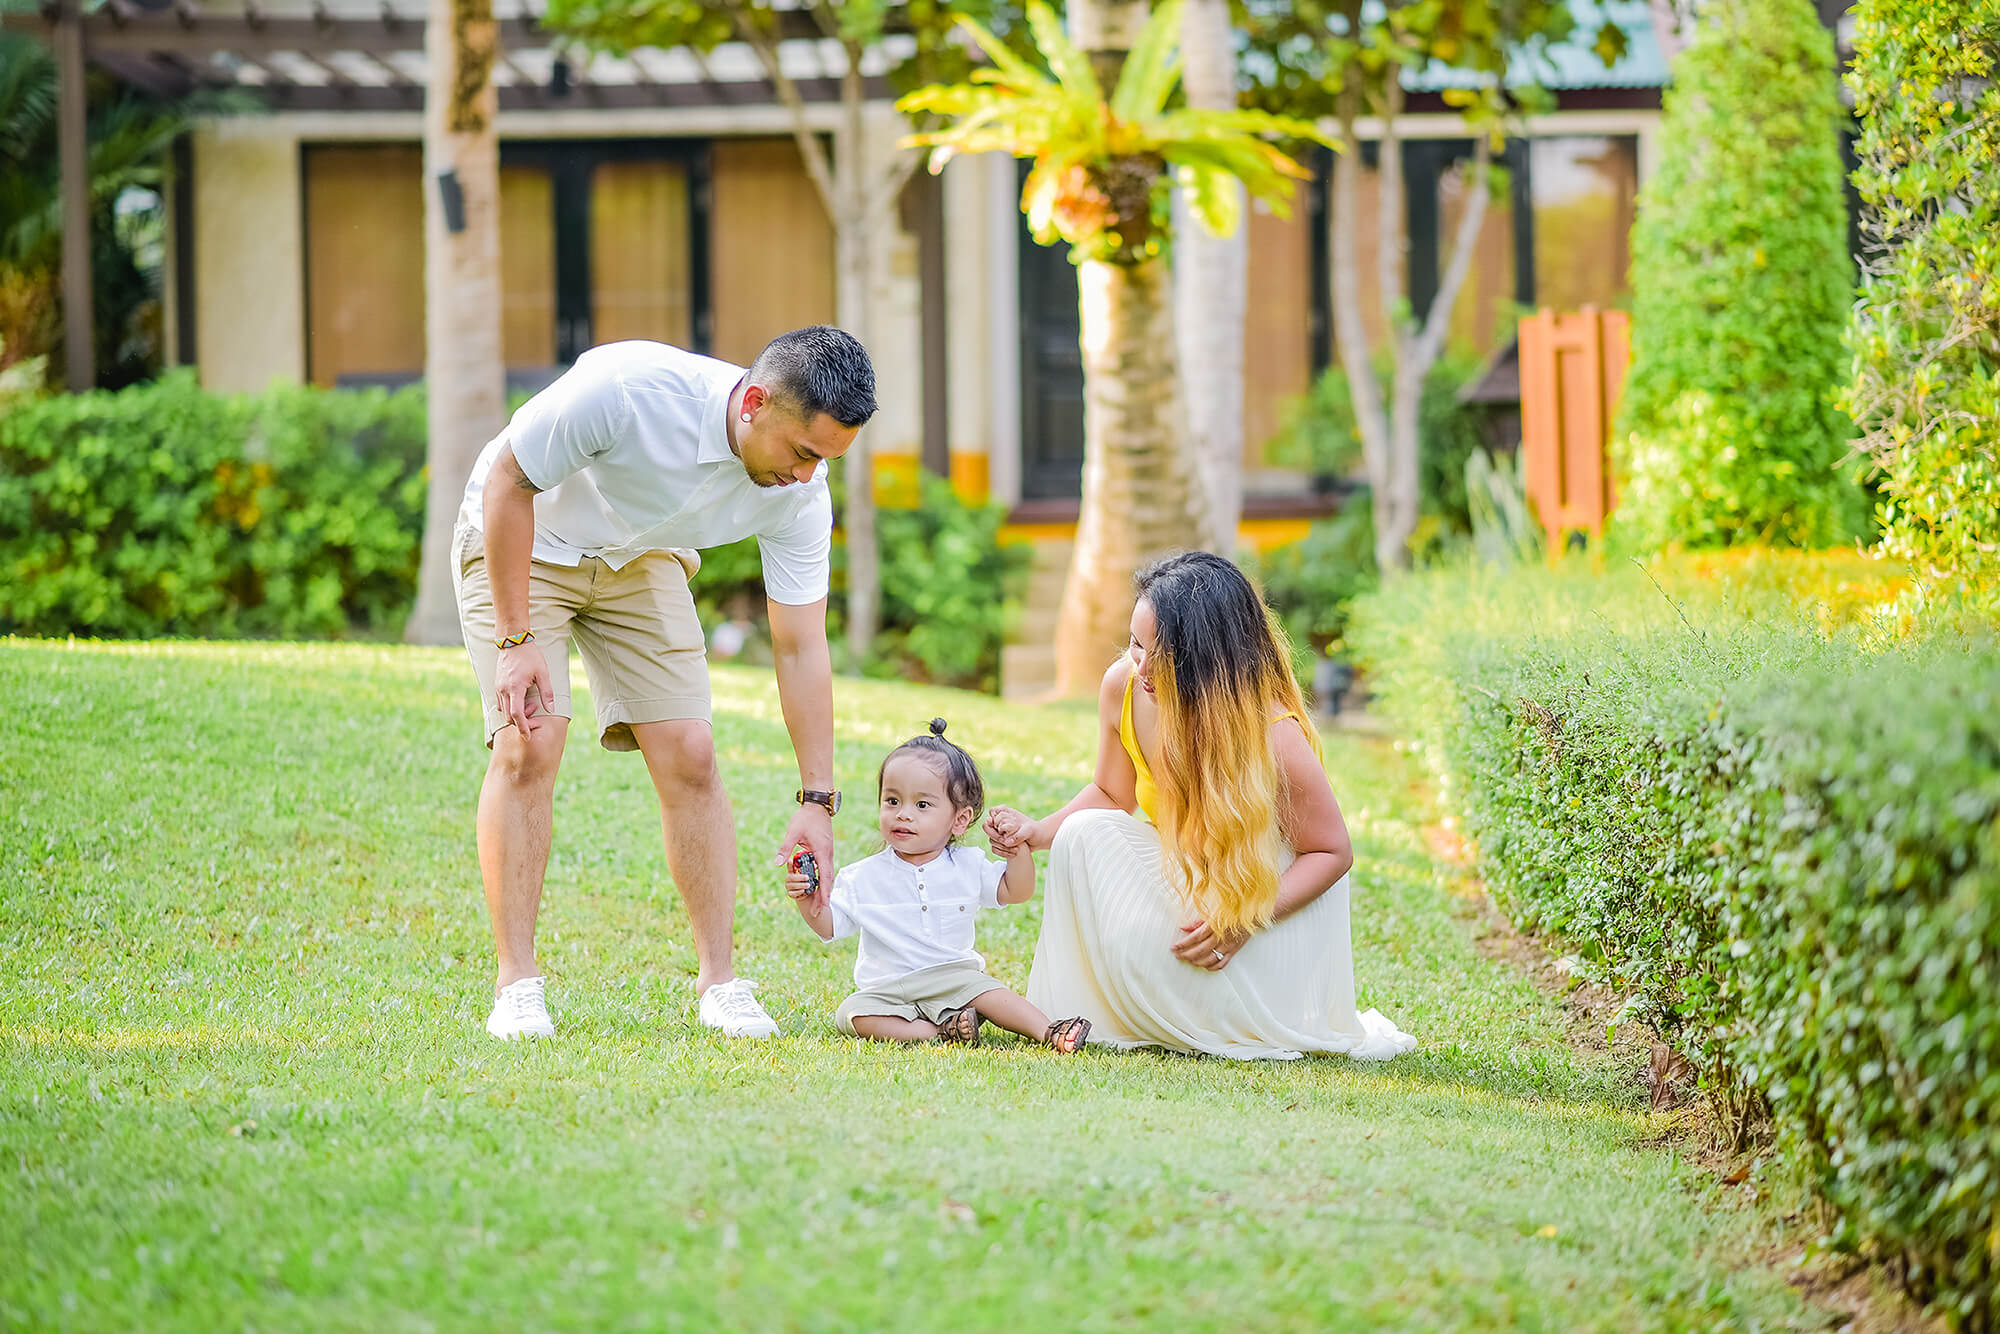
[{"xmin": 985, "ymin": 552, "xmax": 1415, "ymax": 1061}]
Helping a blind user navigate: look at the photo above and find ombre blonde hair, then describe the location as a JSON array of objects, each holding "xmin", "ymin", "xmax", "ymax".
[{"xmin": 1136, "ymin": 552, "xmax": 1312, "ymax": 940}]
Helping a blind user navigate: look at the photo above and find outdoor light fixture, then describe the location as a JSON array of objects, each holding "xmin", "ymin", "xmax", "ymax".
[
  {"xmin": 550, "ymin": 57, "xmax": 572, "ymax": 97},
  {"xmin": 435, "ymin": 169, "xmax": 466, "ymax": 234}
]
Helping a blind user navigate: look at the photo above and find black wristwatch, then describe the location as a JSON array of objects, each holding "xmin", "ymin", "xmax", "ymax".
[{"xmin": 796, "ymin": 788, "xmax": 841, "ymax": 815}]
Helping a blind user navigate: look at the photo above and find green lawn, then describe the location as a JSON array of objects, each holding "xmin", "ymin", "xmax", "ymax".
[{"xmin": 3, "ymin": 640, "xmax": 1823, "ymax": 1331}]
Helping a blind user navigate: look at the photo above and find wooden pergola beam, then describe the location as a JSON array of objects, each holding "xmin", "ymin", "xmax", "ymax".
[
  {"xmin": 55, "ymin": 0, "xmax": 93, "ymax": 391},
  {"xmin": 0, "ymin": 5, "xmax": 845, "ymax": 57}
]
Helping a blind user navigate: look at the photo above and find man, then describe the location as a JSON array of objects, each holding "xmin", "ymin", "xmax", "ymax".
[{"xmin": 452, "ymin": 326, "xmax": 872, "ymax": 1040}]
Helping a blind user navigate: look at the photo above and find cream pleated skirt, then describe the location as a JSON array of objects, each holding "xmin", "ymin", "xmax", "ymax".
[{"xmin": 1026, "ymin": 808, "xmax": 1418, "ymax": 1062}]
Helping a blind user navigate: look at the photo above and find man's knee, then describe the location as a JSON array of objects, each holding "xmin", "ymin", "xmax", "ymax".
[
  {"xmin": 637, "ymin": 719, "xmax": 720, "ymax": 791},
  {"xmin": 490, "ymin": 724, "xmax": 565, "ymax": 787}
]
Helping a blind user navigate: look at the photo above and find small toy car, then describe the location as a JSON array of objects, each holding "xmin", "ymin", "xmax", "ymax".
[{"xmin": 791, "ymin": 849, "xmax": 819, "ymax": 897}]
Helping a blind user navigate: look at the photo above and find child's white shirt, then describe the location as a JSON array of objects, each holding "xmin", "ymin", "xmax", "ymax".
[{"xmin": 826, "ymin": 846, "xmax": 1009, "ymax": 988}]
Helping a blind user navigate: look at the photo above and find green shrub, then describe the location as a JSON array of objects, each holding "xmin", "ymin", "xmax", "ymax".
[
  {"xmin": 1349, "ymin": 556, "xmax": 1995, "ymax": 1328},
  {"xmin": 689, "ymin": 473, "xmax": 1027, "ymax": 694},
  {"xmin": 852, "ymin": 474, "xmax": 1027, "ymax": 694},
  {"xmin": 0, "ymin": 371, "xmax": 426, "ymax": 637},
  {"xmin": 1264, "ymin": 349, "xmax": 1490, "ymax": 532},
  {"xmin": 1842, "ymin": 0, "xmax": 2000, "ymax": 618},
  {"xmin": 1612, "ymin": 0, "xmax": 1863, "ymax": 552},
  {"xmin": 1254, "ymin": 492, "xmax": 1376, "ymax": 659}
]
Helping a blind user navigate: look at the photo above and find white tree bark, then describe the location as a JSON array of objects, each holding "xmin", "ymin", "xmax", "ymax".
[
  {"xmin": 1174, "ymin": 0, "xmax": 1247, "ymax": 555},
  {"xmin": 736, "ymin": 16, "xmax": 922, "ymax": 671},
  {"xmin": 1329, "ymin": 85, "xmax": 1491, "ymax": 575},
  {"xmin": 406, "ymin": 0, "xmax": 504, "ymax": 645}
]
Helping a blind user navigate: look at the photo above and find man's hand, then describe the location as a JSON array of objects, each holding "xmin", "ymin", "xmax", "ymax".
[
  {"xmin": 777, "ymin": 802, "xmax": 835, "ymax": 907},
  {"xmin": 1173, "ymin": 919, "xmax": 1251, "ymax": 972},
  {"xmin": 494, "ymin": 641, "xmax": 554, "ymax": 735}
]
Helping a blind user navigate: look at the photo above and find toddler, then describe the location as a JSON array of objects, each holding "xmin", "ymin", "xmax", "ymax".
[{"xmin": 789, "ymin": 719, "xmax": 1091, "ymax": 1051}]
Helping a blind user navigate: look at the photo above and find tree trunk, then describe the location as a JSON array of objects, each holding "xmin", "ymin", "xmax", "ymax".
[
  {"xmin": 835, "ymin": 199, "xmax": 879, "ymax": 673},
  {"xmin": 406, "ymin": 0, "xmax": 504, "ymax": 645},
  {"xmin": 1054, "ymin": 257, "xmax": 1199, "ymax": 694},
  {"xmin": 1329, "ymin": 106, "xmax": 1394, "ymax": 557},
  {"xmin": 1175, "ymin": 0, "xmax": 1246, "ymax": 555}
]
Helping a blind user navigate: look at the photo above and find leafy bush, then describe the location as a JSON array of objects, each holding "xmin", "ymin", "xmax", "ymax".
[
  {"xmin": 851, "ymin": 474, "xmax": 1026, "ymax": 694},
  {"xmin": 1264, "ymin": 349, "xmax": 1490, "ymax": 531},
  {"xmin": 1612, "ymin": 0, "xmax": 1863, "ymax": 551},
  {"xmin": 1255, "ymin": 492, "xmax": 1376, "ymax": 658},
  {"xmin": 1842, "ymin": 0, "xmax": 2000, "ymax": 617},
  {"xmin": 687, "ymin": 473, "xmax": 1027, "ymax": 694},
  {"xmin": 1349, "ymin": 555, "xmax": 1995, "ymax": 1328},
  {"xmin": 0, "ymin": 371, "xmax": 426, "ymax": 637}
]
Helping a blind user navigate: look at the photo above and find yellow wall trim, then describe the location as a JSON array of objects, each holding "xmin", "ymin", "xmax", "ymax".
[{"xmin": 997, "ymin": 516, "xmax": 1315, "ymax": 553}]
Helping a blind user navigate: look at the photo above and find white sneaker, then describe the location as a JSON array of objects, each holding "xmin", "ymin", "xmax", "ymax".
[
  {"xmin": 698, "ymin": 977, "xmax": 779, "ymax": 1039},
  {"xmin": 486, "ymin": 976, "xmax": 555, "ymax": 1040}
]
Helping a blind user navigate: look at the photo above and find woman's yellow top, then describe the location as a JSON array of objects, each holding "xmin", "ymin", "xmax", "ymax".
[{"xmin": 1119, "ymin": 673, "xmax": 1322, "ymax": 826}]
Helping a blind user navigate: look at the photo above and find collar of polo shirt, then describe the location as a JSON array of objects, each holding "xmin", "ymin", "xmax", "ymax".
[{"xmin": 696, "ymin": 376, "xmax": 739, "ymax": 466}]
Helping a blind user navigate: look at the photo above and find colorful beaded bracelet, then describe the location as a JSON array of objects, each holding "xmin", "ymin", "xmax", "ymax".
[{"xmin": 495, "ymin": 631, "xmax": 535, "ymax": 650}]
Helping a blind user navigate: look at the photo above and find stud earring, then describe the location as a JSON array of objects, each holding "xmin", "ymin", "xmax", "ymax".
[{"xmin": 740, "ymin": 414, "xmax": 751, "ymax": 423}]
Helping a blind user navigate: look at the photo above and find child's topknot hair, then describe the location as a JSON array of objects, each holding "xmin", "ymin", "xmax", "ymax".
[{"xmin": 879, "ymin": 717, "xmax": 985, "ymax": 822}]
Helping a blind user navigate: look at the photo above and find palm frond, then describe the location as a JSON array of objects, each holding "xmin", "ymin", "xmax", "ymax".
[
  {"xmin": 1026, "ymin": 0, "xmax": 1100, "ymax": 105},
  {"xmin": 1177, "ymin": 162, "xmax": 1243, "ymax": 238},
  {"xmin": 1153, "ymin": 107, "xmax": 1337, "ymax": 150},
  {"xmin": 1109, "ymin": 0, "xmax": 1184, "ymax": 122},
  {"xmin": 0, "ymin": 35, "xmax": 56, "ymax": 169},
  {"xmin": 949, "ymin": 11, "xmax": 1048, "ymax": 92}
]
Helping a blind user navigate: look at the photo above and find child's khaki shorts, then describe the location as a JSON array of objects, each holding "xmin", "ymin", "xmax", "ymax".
[
  {"xmin": 453, "ymin": 522, "xmax": 709, "ymax": 751},
  {"xmin": 835, "ymin": 961, "xmax": 1011, "ymax": 1034}
]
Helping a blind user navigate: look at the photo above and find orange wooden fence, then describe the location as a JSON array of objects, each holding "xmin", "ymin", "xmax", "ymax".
[{"xmin": 1517, "ymin": 307, "xmax": 1631, "ymax": 549}]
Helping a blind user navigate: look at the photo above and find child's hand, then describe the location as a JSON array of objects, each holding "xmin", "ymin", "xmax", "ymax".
[
  {"xmin": 985, "ymin": 806, "xmax": 1032, "ymax": 856},
  {"xmin": 784, "ymin": 862, "xmax": 818, "ymax": 901}
]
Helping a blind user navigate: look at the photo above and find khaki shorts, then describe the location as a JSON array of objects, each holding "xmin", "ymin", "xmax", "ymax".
[
  {"xmin": 453, "ymin": 522, "xmax": 710, "ymax": 751},
  {"xmin": 834, "ymin": 962, "xmax": 1012, "ymax": 1035}
]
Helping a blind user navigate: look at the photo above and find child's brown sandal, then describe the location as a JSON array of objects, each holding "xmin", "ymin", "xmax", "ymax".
[
  {"xmin": 1045, "ymin": 1015, "xmax": 1091, "ymax": 1053},
  {"xmin": 935, "ymin": 1005, "xmax": 982, "ymax": 1046}
]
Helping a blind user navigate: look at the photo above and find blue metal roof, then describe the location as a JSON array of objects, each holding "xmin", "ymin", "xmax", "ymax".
[{"xmin": 1405, "ymin": 0, "xmax": 1667, "ymax": 92}]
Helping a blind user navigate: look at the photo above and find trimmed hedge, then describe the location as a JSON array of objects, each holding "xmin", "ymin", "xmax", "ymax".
[
  {"xmin": 0, "ymin": 371, "xmax": 426, "ymax": 638},
  {"xmin": 1350, "ymin": 555, "xmax": 1997, "ymax": 1328}
]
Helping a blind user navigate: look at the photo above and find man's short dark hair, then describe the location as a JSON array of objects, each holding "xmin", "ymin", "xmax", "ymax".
[{"xmin": 749, "ymin": 326, "xmax": 878, "ymax": 429}]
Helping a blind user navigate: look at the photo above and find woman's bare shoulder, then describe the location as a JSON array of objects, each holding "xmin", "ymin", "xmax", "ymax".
[
  {"xmin": 1269, "ymin": 712, "xmax": 1320, "ymax": 767},
  {"xmin": 1099, "ymin": 655, "xmax": 1135, "ymax": 703}
]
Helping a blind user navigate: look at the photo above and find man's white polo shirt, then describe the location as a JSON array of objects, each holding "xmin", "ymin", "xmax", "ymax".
[{"xmin": 457, "ymin": 340, "xmax": 833, "ymax": 606}]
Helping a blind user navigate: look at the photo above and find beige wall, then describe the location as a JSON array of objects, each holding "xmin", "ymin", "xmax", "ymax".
[{"xmin": 193, "ymin": 123, "xmax": 305, "ymax": 392}]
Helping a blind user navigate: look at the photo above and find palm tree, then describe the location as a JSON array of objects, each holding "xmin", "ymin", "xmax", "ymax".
[
  {"xmin": 404, "ymin": 0, "xmax": 505, "ymax": 646},
  {"xmin": 900, "ymin": 0, "xmax": 1323, "ymax": 693}
]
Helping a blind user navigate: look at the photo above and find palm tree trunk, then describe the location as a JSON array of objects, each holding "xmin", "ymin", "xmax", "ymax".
[
  {"xmin": 406, "ymin": 0, "xmax": 504, "ymax": 645},
  {"xmin": 1175, "ymin": 0, "xmax": 1246, "ymax": 556},
  {"xmin": 1054, "ymin": 256, "xmax": 1198, "ymax": 693}
]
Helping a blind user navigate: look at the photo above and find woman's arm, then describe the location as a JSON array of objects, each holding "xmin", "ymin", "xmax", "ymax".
[
  {"xmin": 1173, "ymin": 717, "xmax": 1353, "ymax": 971},
  {"xmin": 1014, "ymin": 659, "xmax": 1142, "ymax": 852},
  {"xmin": 1271, "ymin": 717, "xmax": 1354, "ymax": 918}
]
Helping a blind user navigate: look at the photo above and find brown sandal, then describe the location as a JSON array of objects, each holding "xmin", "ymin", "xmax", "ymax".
[
  {"xmin": 935, "ymin": 1005, "xmax": 982, "ymax": 1046},
  {"xmin": 1045, "ymin": 1016, "xmax": 1091, "ymax": 1053}
]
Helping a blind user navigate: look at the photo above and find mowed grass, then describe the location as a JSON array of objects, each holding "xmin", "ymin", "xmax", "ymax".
[{"xmin": 2, "ymin": 640, "xmax": 1823, "ymax": 1332}]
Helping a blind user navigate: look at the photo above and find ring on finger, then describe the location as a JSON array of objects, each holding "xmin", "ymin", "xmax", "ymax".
[{"xmin": 1211, "ymin": 948, "xmax": 1226, "ymax": 963}]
